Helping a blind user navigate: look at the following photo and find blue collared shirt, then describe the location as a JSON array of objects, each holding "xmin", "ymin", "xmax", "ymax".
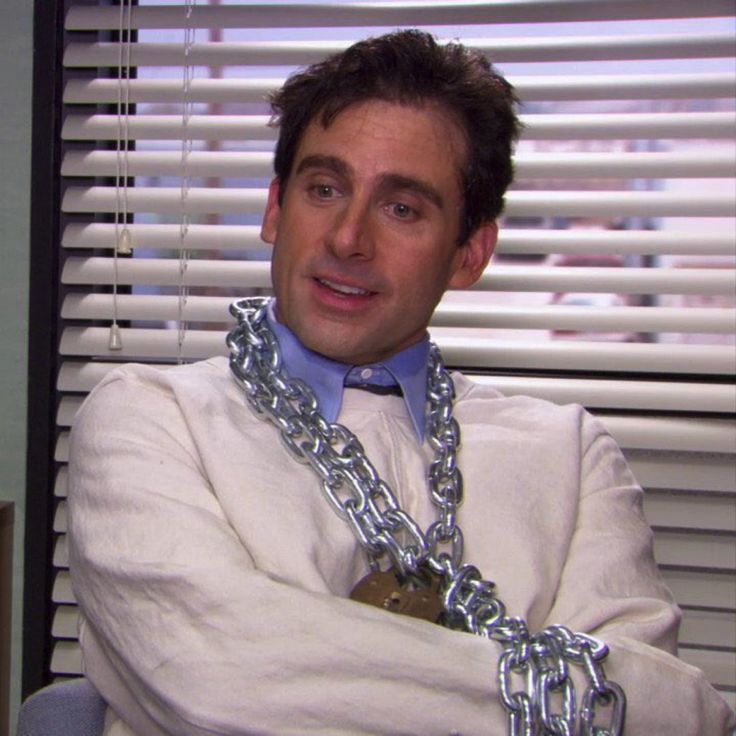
[{"xmin": 267, "ymin": 300, "xmax": 429, "ymax": 441}]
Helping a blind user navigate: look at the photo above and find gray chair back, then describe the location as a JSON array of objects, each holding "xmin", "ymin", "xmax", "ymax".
[{"xmin": 16, "ymin": 678, "xmax": 106, "ymax": 736}]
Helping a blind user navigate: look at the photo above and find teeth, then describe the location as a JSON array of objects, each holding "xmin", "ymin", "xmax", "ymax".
[{"xmin": 319, "ymin": 278, "xmax": 369, "ymax": 296}]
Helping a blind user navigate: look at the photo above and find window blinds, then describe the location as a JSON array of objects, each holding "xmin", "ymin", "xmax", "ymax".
[{"xmin": 54, "ymin": 0, "xmax": 735, "ymax": 705}]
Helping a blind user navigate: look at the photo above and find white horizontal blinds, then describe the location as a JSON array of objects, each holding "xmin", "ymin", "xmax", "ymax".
[
  {"xmin": 58, "ymin": 8, "xmax": 736, "ymax": 366},
  {"xmin": 55, "ymin": 0, "xmax": 736, "ymax": 703}
]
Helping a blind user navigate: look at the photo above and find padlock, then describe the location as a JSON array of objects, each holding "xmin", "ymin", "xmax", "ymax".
[{"xmin": 350, "ymin": 567, "xmax": 444, "ymax": 624}]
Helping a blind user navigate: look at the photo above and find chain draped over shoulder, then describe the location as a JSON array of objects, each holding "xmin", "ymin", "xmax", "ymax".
[{"xmin": 227, "ymin": 297, "xmax": 626, "ymax": 736}]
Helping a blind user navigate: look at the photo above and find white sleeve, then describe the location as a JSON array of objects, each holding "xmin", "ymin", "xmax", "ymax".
[
  {"xmin": 68, "ymin": 370, "xmax": 505, "ymax": 736},
  {"xmin": 544, "ymin": 412, "xmax": 734, "ymax": 735},
  {"xmin": 69, "ymin": 372, "xmax": 735, "ymax": 735}
]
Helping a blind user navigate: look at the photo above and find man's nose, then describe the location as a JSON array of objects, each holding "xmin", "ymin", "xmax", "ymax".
[{"xmin": 326, "ymin": 198, "xmax": 374, "ymax": 260}]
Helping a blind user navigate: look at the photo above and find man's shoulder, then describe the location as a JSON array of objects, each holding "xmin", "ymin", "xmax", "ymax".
[
  {"xmin": 80, "ymin": 356, "xmax": 234, "ymax": 413},
  {"xmin": 452, "ymin": 371, "xmax": 588, "ymax": 428}
]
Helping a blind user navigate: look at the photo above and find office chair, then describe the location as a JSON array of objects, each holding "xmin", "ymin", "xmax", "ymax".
[{"xmin": 16, "ymin": 677, "xmax": 106, "ymax": 736}]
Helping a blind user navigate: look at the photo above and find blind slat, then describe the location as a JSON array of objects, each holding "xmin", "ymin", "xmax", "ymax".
[
  {"xmin": 62, "ymin": 32, "xmax": 736, "ymax": 67},
  {"xmin": 469, "ymin": 267, "xmax": 736, "ymax": 296},
  {"xmin": 57, "ymin": 362, "xmax": 129, "ymax": 393},
  {"xmin": 526, "ymin": 112, "xmax": 736, "ymax": 139},
  {"xmin": 62, "ymin": 223, "xmax": 736, "ymax": 257},
  {"xmin": 653, "ymin": 531, "xmax": 735, "ymax": 571},
  {"xmin": 60, "ymin": 185, "xmax": 736, "ymax": 218},
  {"xmin": 62, "ymin": 72, "xmax": 736, "ymax": 104},
  {"xmin": 52, "ymin": 571, "xmax": 75, "ymax": 605},
  {"xmin": 61, "ymin": 185, "xmax": 269, "ymax": 215},
  {"xmin": 62, "ymin": 114, "xmax": 277, "ymax": 141},
  {"xmin": 472, "ymin": 375, "xmax": 736, "ymax": 414},
  {"xmin": 679, "ymin": 649, "xmax": 736, "ymax": 691},
  {"xmin": 50, "ymin": 641, "xmax": 82, "ymax": 677},
  {"xmin": 436, "ymin": 335, "xmax": 736, "ymax": 375},
  {"xmin": 51, "ymin": 605, "xmax": 78, "ymax": 640},
  {"xmin": 662, "ymin": 569, "xmax": 736, "ymax": 609},
  {"xmin": 514, "ymin": 151, "xmax": 736, "ymax": 179},
  {"xmin": 517, "ymin": 72, "xmax": 736, "ymax": 101},
  {"xmin": 61, "ymin": 150, "xmax": 276, "ymax": 179},
  {"xmin": 499, "ymin": 190, "xmax": 736, "ymax": 218},
  {"xmin": 60, "ymin": 149, "xmax": 736, "ymax": 180},
  {"xmin": 54, "ymin": 466, "xmax": 68, "ymax": 498},
  {"xmin": 54, "ymin": 433, "xmax": 70, "ymax": 464},
  {"xmin": 53, "ymin": 536, "xmax": 69, "ymax": 569},
  {"xmin": 495, "ymin": 230, "xmax": 736, "ymax": 257},
  {"xmin": 61, "ymin": 293, "xmax": 736, "ymax": 335},
  {"xmin": 62, "ymin": 256, "xmax": 273, "ymax": 288},
  {"xmin": 629, "ymin": 453, "xmax": 736, "ymax": 493},
  {"xmin": 53, "ymin": 500, "xmax": 67, "ymax": 533},
  {"xmin": 56, "ymin": 399, "xmax": 79, "ymax": 429},
  {"xmin": 679, "ymin": 609, "xmax": 735, "ymax": 649},
  {"xmin": 59, "ymin": 256, "xmax": 736, "ymax": 296},
  {"xmin": 644, "ymin": 492, "xmax": 736, "ymax": 533},
  {"xmin": 61, "ymin": 112, "xmax": 736, "ymax": 142},
  {"xmin": 64, "ymin": 1, "xmax": 736, "ymax": 31},
  {"xmin": 434, "ymin": 303, "xmax": 734, "ymax": 334},
  {"xmin": 603, "ymin": 415, "xmax": 736, "ymax": 453},
  {"xmin": 62, "ymin": 222, "xmax": 266, "ymax": 251}
]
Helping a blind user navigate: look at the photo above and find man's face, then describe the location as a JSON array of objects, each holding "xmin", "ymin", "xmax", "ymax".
[{"xmin": 261, "ymin": 99, "xmax": 496, "ymax": 365}]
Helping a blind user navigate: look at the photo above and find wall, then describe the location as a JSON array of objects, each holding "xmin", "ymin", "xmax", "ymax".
[{"xmin": 0, "ymin": 0, "xmax": 33, "ymax": 729}]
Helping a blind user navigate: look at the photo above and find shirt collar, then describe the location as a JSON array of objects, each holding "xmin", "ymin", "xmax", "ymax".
[{"xmin": 267, "ymin": 299, "xmax": 429, "ymax": 441}]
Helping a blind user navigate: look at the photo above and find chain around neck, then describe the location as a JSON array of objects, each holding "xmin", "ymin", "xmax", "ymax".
[
  {"xmin": 227, "ymin": 296, "xmax": 464, "ymax": 578},
  {"xmin": 227, "ymin": 296, "xmax": 625, "ymax": 736}
]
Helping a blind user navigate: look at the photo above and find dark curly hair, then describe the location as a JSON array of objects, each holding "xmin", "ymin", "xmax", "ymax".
[{"xmin": 268, "ymin": 29, "xmax": 521, "ymax": 243}]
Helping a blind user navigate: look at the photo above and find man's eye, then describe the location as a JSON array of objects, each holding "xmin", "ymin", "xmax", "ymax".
[
  {"xmin": 310, "ymin": 184, "xmax": 336, "ymax": 199},
  {"xmin": 389, "ymin": 202, "xmax": 416, "ymax": 220}
]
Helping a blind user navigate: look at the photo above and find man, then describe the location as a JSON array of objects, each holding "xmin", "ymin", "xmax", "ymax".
[{"xmin": 68, "ymin": 30, "xmax": 734, "ymax": 735}]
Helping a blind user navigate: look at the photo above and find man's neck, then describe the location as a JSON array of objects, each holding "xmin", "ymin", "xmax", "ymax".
[{"xmin": 266, "ymin": 299, "xmax": 430, "ymax": 440}]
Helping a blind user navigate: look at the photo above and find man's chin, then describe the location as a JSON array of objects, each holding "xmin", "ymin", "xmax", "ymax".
[
  {"xmin": 299, "ymin": 330, "xmax": 382, "ymax": 366},
  {"xmin": 306, "ymin": 341, "xmax": 369, "ymax": 365}
]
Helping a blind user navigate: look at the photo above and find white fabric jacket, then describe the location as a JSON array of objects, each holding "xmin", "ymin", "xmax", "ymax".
[{"xmin": 67, "ymin": 357, "xmax": 735, "ymax": 735}]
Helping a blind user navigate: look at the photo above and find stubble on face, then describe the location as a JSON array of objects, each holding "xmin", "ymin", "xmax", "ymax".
[{"xmin": 261, "ymin": 100, "xmax": 480, "ymax": 366}]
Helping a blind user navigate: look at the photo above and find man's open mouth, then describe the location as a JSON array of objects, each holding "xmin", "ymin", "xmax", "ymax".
[{"xmin": 316, "ymin": 278, "xmax": 374, "ymax": 296}]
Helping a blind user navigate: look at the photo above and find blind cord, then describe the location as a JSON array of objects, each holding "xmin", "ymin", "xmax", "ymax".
[
  {"xmin": 110, "ymin": 0, "xmax": 134, "ymax": 351},
  {"xmin": 177, "ymin": 0, "xmax": 196, "ymax": 364}
]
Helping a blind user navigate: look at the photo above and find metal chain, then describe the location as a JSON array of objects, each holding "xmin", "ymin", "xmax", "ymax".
[{"xmin": 227, "ymin": 297, "xmax": 625, "ymax": 736}]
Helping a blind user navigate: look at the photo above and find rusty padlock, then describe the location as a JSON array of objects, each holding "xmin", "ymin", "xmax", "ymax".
[{"xmin": 350, "ymin": 567, "xmax": 444, "ymax": 624}]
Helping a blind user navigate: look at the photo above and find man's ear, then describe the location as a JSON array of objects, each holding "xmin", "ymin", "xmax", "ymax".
[
  {"xmin": 260, "ymin": 178, "xmax": 282, "ymax": 244},
  {"xmin": 448, "ymin": 220, "xmax": 498, "ymax": 290}
]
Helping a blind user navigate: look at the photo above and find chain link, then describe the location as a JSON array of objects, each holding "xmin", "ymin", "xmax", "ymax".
[{"xmin": 227, "ymin": 297, "xmax": 626, "ymax": 735}]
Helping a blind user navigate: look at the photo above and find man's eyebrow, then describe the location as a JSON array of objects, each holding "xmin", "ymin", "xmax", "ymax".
[
  {"xmin": 378, "ymin": 173, "xmax": 445, "ymax": 211},
  {"xmin": 294, "ymin": 156, "xmax": 446, "ymax": 211},
  {"xmin": 295, "ymin": 154, "xmax": 352, "ymax": 178}
]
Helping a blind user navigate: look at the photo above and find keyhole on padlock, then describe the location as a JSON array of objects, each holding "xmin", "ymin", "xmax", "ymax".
[{"xmin": 384, "ymin": 591, "xmax": 402, "ymax": 610}]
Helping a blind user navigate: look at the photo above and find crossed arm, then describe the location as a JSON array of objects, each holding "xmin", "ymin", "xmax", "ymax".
[{"xmin": 68, "ymin": 364, "xmax": 735, "ymax": 735}]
